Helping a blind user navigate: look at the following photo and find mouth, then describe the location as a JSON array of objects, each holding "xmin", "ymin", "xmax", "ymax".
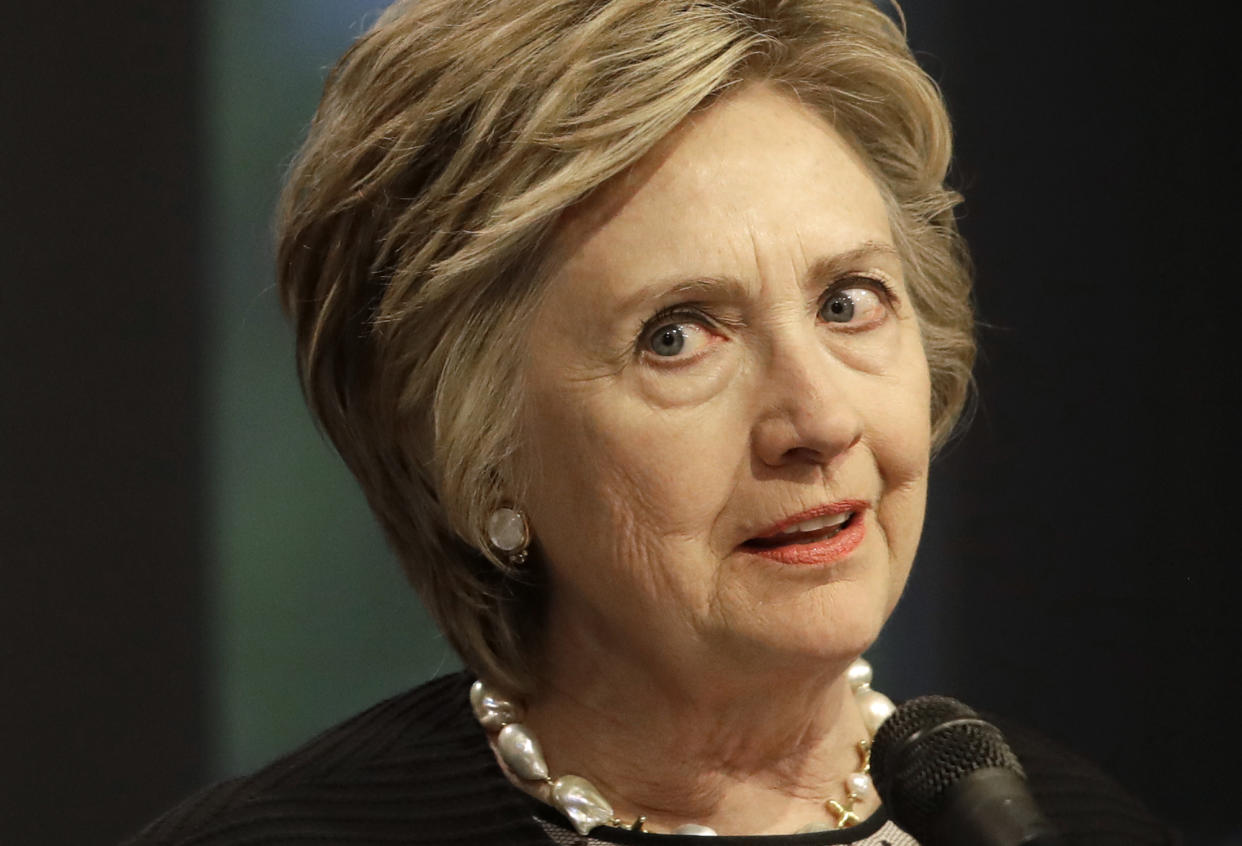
[{"xmin": 740, "ymin": 502, "xmax": 868, "ymax": 565}]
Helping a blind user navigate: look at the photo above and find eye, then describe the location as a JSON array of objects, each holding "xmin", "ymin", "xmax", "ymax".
[
  {"xmin": 818, "ymin": 280, "xmax": 891, "ymax": 329},
  {"xmin": 640, "ymin": 318, "xmax": 713, "ymax": 362},
  {"xmin": 649, "ymin": 324, "xmax": 687, "ymax": 356}
]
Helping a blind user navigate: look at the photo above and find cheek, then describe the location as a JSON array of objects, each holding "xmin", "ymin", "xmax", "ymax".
[
  {"xmin": 869, "ymin": 343, "xmax": 932, "ymax": 575},
  {"xmin": 536, "ymin": 395, "xmax": 743, "ymax": 533},
  {"xmin": 519, "ymin": 379, "xmax": 750, "ymax": 589}
]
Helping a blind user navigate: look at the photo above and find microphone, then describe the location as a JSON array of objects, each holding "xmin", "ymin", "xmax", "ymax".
[{"xmin": 870, "ymin": 696, "xmax": 1064, "ymax": 846}]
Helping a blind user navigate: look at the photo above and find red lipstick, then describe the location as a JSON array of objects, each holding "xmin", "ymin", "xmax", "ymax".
[{"xmin": 741, "ymin": 500, "xmax": 868, "ymax": 566}]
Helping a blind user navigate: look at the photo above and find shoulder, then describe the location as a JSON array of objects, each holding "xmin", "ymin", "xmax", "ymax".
[
  {"xmin": 121, "ymin": 672, "xmax": 547, "ymax": 846},
  {"xmin": 986, "ymin": 713, "xmax": 1182, "ymax": 846}
]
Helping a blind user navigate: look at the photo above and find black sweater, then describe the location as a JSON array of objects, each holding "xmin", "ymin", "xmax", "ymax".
[{"xmin": 123, "ymin": 672, "xmax": 1178, "ymax": 845}]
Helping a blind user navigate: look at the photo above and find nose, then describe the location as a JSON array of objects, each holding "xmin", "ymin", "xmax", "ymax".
[{"xmin": 751, "ymin": 329, "xmax": 863, "ymax": 470}]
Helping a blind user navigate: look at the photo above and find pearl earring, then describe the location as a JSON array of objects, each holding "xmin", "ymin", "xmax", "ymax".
[{"xmin": 486, "ymin": 505, "xmax": 530, "ymax": 565}]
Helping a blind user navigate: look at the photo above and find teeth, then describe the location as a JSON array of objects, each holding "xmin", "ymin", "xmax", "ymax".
[{"xmin": 777, "ymin": 512, "xmax": 852, "ymax": 536}]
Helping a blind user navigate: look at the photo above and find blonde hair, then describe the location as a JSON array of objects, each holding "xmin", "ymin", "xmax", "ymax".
[{"xmin": 277, "ymin": 0, "xmax": 974, "ymax": 695}]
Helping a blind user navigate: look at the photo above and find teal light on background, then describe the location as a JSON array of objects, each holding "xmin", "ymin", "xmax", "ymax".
[{"xmin": 203, "ymin": 0, "xmax": 457, "ymax": 777}]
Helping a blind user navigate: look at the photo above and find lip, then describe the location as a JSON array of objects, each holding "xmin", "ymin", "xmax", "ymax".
[
  {"xmin": 741, "ymin": 500, "xmax": 869, "ymax": 566},
  {"xmin": 751, "ymin": 500, "xmax": 870, "ymax": 539}
]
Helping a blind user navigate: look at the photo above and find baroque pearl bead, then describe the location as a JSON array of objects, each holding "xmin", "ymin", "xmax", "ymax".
[
  {"xmin": 553, "ymin": 775, "xmax": 615, "ymax": 835},
  {"xmin": 487, "ymin": 507, "xmax": 528, "ymax": 552},
  {"xmin": 671, "ymin": 823, "xmax": 718, "ymax": 835},
  {"xmin": 497, "ymin": 723, "xmax": 549, "ymax": 781},
  {"xmin": 845, "ymin": 657, "xmax": 873, "ymax": 691},
  {"xmin": 846, "ymin": 771, "xmax": 873, "ymax": 799},
  {"xmin": 855, "ymin": 686, "xmax": 896, "ymax": 735},
  {"xmin": 472, "ymin": 660, "xmax": 889, "ymax": 836},
  {"xmin": 469, "ymin": 680, "xmax": 520, "ymax": 730}
]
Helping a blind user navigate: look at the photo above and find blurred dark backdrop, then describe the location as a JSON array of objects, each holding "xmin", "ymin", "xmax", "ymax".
[{"xmin": 3, "ymin": 2, "xmax": 1238, "ymax": 844}]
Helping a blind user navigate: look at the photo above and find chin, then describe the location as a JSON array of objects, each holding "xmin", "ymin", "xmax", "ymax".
[{"xmin": 713, "ymin": 546, "xmax": 900, "ymax": 663}]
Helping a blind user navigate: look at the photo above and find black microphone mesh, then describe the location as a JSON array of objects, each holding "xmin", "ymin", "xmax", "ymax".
[{"xmin": 871, "ymin": 696, "xmax": 1025, "ymax": 837}]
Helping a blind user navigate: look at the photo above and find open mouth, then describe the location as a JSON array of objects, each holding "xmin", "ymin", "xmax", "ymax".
[
  {"xmin": 743, "ymin": 510, "xmax": 857, "ymax": 550},
  {"xmin": 739, "ymin": 504, "xmax": 867, "ymax": 566}
]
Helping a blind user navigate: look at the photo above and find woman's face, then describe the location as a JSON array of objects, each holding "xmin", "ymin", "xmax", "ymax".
[{"xmin": 519, "ymin": 84, "xmax": 931, "ymax": 680}]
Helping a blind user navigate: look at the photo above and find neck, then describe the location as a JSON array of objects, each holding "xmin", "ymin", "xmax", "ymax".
[{"xmin": 518, "ymin": 624, "xmax": 880, "ymax": 834}]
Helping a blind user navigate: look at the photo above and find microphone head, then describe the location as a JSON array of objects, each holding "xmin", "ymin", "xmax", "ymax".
[{"xmin": 871, "ymin": 695, "xmax": 1025, "ymax": 838}]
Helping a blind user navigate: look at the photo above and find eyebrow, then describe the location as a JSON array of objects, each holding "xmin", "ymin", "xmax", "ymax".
[
  {"xmin": 805, "ymin": 241, "xmax": 901, "ymax": 285},
  {"xmin": 616, "ymin": 240, "xmax": 902, "ymax": 314}
]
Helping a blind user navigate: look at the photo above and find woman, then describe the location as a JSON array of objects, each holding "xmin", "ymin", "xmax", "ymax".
[{"xmin": 128, "ymin": 0, "xmax": 1173, "ymax": 843}]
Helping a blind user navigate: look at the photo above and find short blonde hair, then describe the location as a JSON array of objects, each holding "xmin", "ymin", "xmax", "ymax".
[{"xmin": 277, "ymin": 0, "xmax": 974, "ymax": 695}]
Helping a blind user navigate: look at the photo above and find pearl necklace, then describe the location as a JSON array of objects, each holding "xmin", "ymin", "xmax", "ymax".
[{"xmin": 470, "ymin": 657, "xmax": 896, "ymax": 836}]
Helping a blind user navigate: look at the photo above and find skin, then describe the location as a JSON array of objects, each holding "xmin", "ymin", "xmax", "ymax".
[{"xmin": 514, "ymin": 82, "xmax": 932, "ymax": 835}]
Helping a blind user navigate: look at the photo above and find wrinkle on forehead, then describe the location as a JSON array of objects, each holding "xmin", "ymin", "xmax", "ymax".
[{"xmin": 548, "ymin": 83, "xmax": 894, "ymax": 298}]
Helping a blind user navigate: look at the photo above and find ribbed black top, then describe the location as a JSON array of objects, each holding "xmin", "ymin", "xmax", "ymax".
[{"xmin": 122, "ymin": 673, "xmax": 1179, "ymax": 845}]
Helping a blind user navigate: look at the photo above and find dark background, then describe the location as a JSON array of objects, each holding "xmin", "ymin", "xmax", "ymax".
[{"xmin": 3, "ymin": 2, "xmax": 1238, "ymax": 844}]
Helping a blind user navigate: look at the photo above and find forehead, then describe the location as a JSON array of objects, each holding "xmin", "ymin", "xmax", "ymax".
[{"xmin": 549, "ymin": 83, "xmax": 893, "ymax": 287}]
